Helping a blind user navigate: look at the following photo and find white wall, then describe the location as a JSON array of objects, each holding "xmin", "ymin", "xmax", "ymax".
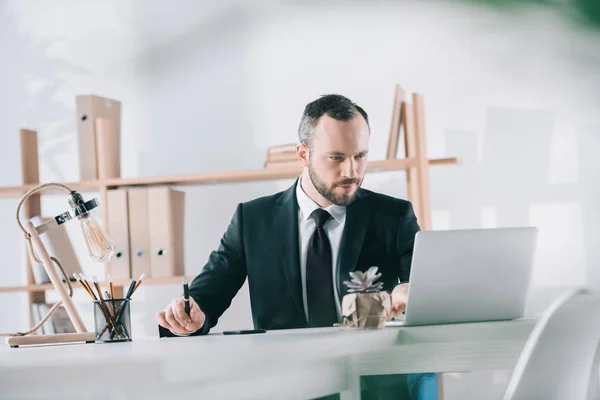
[{"xmin": 1, "ymin": 1, "xmax": 600, "ymax": 398}]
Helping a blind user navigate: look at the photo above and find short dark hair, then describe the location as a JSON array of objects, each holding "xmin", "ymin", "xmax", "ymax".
[{"xmin": 298, "ymin": 94, "xmax": 369, "ymax": 147}]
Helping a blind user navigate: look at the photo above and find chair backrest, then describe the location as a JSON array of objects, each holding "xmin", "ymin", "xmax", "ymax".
[{"xmin": 503, "ymin": 288, "xmax": 600, "ymax": 400}]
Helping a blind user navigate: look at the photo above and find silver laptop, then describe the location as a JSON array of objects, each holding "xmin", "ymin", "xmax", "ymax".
[{"xmin": 389, "ymin": 227, "xmax": 538, "ymax": 327}]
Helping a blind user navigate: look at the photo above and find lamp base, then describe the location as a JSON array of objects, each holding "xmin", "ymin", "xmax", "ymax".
[{"xmin": 5, "ymin": 332, "xmax": 96, "ymax": 348}]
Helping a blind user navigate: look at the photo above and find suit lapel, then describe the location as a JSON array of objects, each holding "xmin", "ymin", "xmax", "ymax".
[
  {"xmin": 275, "ymin": 182, "xmax": 305, "ymax": 323},
  {"xmin": 337, "ymin": 190, "xmax": 371, "ymax": 298}
]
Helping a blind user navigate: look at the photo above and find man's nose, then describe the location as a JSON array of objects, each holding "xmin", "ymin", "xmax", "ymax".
[{"xmin": 340, "ymin": 158, "xmax": 357, "ymax": 179}]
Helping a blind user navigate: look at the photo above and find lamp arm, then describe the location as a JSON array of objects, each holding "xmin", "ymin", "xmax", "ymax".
[
  {"xmin": 0, "ymin": 183, "xmax": 76, "ymax": 338},
  {"xmin": 15, "ymin": 182, "xmax": 74, "ymax": 237}
]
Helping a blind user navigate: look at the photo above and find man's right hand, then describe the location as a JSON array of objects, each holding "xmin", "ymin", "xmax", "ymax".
[{"xmin": 156, "ymin": 296, "xmax": 205, "ymax": 335}]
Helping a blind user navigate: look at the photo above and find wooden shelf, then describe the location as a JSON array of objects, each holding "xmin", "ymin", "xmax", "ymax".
[
  {"xmin": 0, "ymin": 180, "xmax": 104, "ymax": 198},
  {"xmin": 29, "ymin": 180, "xmax": 105, "ymax": 193},
  {"xmin": 0, "ymin": 276, "xmax": 195, "ymax": 293},
  {"xmin": 0, "ymin": 157, "xmax": 459, "ymax": 198},
  {"xmin": 0, "ymin": 185, "xmax": 26, "ymax": 199},
  {"xmin": 103, "ymin": 157, "xmax": 459, "ymax": 188}
]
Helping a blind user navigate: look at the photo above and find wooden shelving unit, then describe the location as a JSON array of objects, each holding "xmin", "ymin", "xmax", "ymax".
[
  {"xmin": 0, "ymin": 159, "xmax": 458, "ymax": 295},
  {"xmin": 0, "ymin": 86, "xmax": 460, "ymax": 323}
]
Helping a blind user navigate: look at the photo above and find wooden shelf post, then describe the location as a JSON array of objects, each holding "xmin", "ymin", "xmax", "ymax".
[{"xmin": 20, "ymin": 129, "xmax": 45, "ymax": 328}]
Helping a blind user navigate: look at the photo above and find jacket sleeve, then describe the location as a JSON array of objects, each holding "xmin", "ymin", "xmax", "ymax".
[
  {"xmin": 159, "ymin": 203, "xmax": 247, "ymax": 337},
  {"xmin": 395, "ymin": 201, "xmax": 420, "ymax": 284}
]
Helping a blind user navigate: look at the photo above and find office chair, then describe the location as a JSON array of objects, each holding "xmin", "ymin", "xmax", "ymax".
[{"xmin": 503, "ymin": 288, "xmax": 600, "ymax": 400}]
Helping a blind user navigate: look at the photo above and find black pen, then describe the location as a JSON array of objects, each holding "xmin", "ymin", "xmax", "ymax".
[{"xmin": 183, "ymin": 277, "xmax": 190, "ymax": 316}]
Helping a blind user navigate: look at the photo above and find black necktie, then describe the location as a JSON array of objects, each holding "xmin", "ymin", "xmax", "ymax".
[{"xmin": 306, "ymin": 208, "xmax": 338, "ymax": 327}]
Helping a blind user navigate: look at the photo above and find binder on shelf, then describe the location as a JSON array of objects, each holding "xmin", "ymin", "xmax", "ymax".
[
  {"xmin": 127, "ymin": 187, "xmax": 152, "ymax": 279},
  {"xmin": 76, "ymin": 95, "xmax": 121, "ymax": 181},
  {"xmin": 29, "ymin": 216, "xmax": 83, "ymax": 285},
  {"xmin": 95, "ymin": 118, "xmax": 121, "ymax": 179},
  {"xmin": 106, "ymin": 189, "xmax": 131, "ymax": 280},
  {"xmin": 148, "ymin": 187, "xmax": 185, "ymax": 278}
]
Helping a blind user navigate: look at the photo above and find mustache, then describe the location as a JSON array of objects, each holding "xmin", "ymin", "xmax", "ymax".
[{"xmin": 335, "ymin": 179, "xmax": 359, "ymax": 186}]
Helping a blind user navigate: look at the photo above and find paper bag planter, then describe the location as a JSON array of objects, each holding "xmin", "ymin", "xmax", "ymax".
[{"xmin": 341, "ymin": 266, "xmax": 391, "ymax": 329}]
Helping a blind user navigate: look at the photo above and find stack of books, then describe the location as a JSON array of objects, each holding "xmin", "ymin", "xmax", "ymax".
[{"xmin": 264, "ymin": 144, "xmax": 300, "ymax": 169}]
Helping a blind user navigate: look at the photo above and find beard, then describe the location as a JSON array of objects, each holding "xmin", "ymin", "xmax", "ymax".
[{"xmin": 308, "ymin": 164, "xmax": 362, "ymax": 206}]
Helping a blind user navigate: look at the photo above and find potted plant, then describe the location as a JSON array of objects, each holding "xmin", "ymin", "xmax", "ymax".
[{"xmin": 341, "ymin": 266, "xmax": 391, "ymax": 329}]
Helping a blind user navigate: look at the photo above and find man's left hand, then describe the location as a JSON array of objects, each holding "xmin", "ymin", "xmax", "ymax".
[{"xmin": 389, "ymin": 283, "xmax": 409, "ymax": 318}]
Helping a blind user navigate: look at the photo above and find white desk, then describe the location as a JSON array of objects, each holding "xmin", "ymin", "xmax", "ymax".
[{"xmin": 0, "ymin": 319, "xmax": 536, "ymax": 400}]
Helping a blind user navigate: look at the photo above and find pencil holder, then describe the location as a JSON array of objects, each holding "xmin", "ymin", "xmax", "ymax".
[{"xmin": 94, "ymin": 298, "xmax": 132, "ymax": 343}]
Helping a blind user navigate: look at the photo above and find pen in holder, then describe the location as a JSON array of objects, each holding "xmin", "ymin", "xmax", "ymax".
[
  {"xmin": 94, "ymin": 298, "xmax": 131, "ymax": 342},
  {"xmin": 75, "ymin": 273, "xmax": 145, "ymax": 343}
]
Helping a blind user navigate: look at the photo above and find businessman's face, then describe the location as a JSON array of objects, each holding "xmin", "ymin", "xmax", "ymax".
[{"xmin": 306, "ymin": 114, "xmax": 370, "ymax": 206}]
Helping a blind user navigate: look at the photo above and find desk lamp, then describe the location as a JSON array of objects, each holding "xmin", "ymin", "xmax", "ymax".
[{"xmin": 3, "ymin": 182, "xmax": 116, "ymax": 348}]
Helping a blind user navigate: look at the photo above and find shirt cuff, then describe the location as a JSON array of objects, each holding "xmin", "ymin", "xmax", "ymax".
[{"xmin": 170, "ymin": 330, "xmax": 194, "ymax": 336}]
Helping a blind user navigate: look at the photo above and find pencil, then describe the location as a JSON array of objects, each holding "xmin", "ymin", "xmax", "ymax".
[
  {"xmin": 109, "ymin": 274, "xmax": 115, "ymax": 301},
  {"xmin": 132, "ymin": 273, "xmax": 146, "ymax": 295},
  {"xmin": 79, "ymin": 274, "xmax": 97, "ymax": 300},
  {"xmin": 92, "ymin": 276, "xmax": 105, "ymax": 301},
  {"xmin": 74, "ymin": 273, "xmax": 95, "ymax": 299}
]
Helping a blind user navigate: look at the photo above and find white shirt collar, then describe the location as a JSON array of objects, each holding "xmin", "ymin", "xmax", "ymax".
[{"xmin": 296, "ymin": 176, "xmax": 346, "ymax": 224}]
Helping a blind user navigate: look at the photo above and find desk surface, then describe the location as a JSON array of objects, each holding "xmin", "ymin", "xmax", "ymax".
[{"xmin": 0, "ymin": 319, "xmax": 536, "ymax": 400}]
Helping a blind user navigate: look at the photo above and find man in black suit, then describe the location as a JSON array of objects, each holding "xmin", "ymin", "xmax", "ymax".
[{"xmin": 157, "ymin": 94, "xmax": 439, "ymax": 399}]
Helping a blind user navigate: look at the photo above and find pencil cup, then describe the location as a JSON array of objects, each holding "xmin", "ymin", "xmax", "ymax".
[{"xmin": 94, "ymin": 298, "xmax": 132, "ymax": 343}]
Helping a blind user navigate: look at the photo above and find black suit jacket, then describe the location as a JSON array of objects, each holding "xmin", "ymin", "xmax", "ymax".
[{"xmin": 160, "ymin": 181, "xmax": 420, "ymax": 337}]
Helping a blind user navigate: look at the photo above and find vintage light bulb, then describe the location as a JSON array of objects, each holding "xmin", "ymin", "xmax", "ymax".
[
  {"xmin": 68, "ymin": 191, "xmax": 116, "ymax": 263},
  {"xmin": 79, "ymin": 213, "xmax": 116, "ymax": 263}
]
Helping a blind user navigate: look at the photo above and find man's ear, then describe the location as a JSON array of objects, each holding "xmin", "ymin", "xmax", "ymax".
[{"xmin": 297, "ymin": 142, "xmax": 309, "ymax": 168}]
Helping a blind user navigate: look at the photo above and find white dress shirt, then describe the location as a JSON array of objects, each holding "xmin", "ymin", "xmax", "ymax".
[{"xmin": 295, "ymin": 177, "xmax": 346, "ymax": 323}]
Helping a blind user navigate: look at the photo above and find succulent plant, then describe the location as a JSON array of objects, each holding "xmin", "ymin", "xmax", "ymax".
[{"xmin": 343, "ymin": 266, "xmax": 383, "ymax": 293}]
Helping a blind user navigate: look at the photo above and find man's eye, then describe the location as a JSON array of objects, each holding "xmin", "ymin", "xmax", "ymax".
[
  {"xmin": 330, "ymin": 156, "xmax": 342, "ymax": 161},
  {"xmin": 355, "ymin": 154, "xmax": 366, "ymax": 159}
]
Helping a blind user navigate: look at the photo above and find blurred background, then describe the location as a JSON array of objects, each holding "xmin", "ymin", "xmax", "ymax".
[{"xmin": 0, "ymin": 0, "xmax": 599, "ymax": 398}]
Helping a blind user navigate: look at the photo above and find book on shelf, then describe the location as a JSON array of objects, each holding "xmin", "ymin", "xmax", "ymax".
[
  {"xmin": 264, "ymin": 143, "xmax": 301, "ymax": 169},
  {"xmin": 266, "ymin": 144, "xmax": 297, "ymax": 162},
  {"xmin": 30, "ymin": 303, "xmax": 76, "ymax": 335}
]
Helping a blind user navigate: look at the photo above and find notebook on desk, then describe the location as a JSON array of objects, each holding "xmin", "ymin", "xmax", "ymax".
[{"xmin": 386, "ymin": 227, "xmax": 538, "ymax": 327}]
